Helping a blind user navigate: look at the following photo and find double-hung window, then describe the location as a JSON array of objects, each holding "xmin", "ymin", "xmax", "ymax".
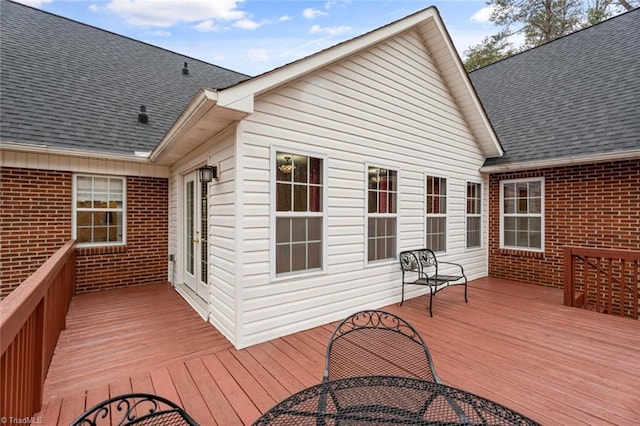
[
  {"xmin": 366, "ymin": 166, "xmax": 397, "ymax": 263},
  {"xmin": 73, "ymin": 175, "xmax": 126, "ymax": 246},
  {"xmin": 501, "ymin": 178, "xmax": 544, "ymax": 251},
  {"xmin": 425, "ymin": 175, "xmax": 447, "ymax": 252},
  {"xmin": 274, "ymin": 152, "xmax": 324, "ymax": 275},
  {"xmin": 466, "ymin": 181, "xmax": 482, "ymax": 249}
]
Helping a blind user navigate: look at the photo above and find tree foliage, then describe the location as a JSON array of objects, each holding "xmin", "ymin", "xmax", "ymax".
[{"xmin": 463, "ymin": 0, "xmax": 639, "ymax": 71}]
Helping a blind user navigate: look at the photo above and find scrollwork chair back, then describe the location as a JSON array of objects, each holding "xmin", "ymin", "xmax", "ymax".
[
  {"xmin": 323, "ymin": 310, "xmax": 441, "ymax": 383},
  {"xmin": 69, "ymin": 393, "xmax": 199, "ymax": 426}
]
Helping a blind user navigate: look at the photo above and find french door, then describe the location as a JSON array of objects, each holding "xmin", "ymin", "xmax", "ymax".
[{"xmin": 183, "ymin": 171, "xmax": 209, "ymax": 300}]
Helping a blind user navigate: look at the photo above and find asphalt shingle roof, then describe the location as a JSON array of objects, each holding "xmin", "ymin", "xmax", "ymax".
[
  {"xmin": 470, "ymin": 8, "xmax": 640, "ymax": 168},
  {"xmin": 0, "ymin": 0, "xmax": 250, "ymax": 156}
]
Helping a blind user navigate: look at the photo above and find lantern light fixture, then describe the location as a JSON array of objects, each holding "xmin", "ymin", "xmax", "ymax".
[{"xmin": 198, "ymin": 165, "xmax": 218, "ymax": 182}]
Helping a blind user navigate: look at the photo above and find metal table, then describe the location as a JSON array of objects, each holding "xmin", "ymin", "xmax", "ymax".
[{"xmin": 253, "ymin": 376, "xmax": 539, "ymax": 425}]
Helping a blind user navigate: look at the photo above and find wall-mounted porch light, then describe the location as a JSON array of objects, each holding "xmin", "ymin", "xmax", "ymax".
[{"xmin": 198, "ymin": 165, "xmax": 218, "ymax": 182}]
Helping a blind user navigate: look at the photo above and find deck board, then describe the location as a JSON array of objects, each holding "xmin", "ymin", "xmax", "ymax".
[{"xmin": 37, "ymin": 279, "xmax": 640, "ymax": 425}]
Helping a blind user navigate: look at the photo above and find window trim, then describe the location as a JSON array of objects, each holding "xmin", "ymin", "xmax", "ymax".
[
  {"xmin": 499, "ymin": 177, "xmax": 545, "ymax": 252},
  {"xmin": 424, "ymin": 173, "xmax": 449, "ymax": 254},
  {"xmin": 364, "ymin": 162, "xmax": 399, "ymax": 266},
  {"xmin": 270, "ymin": 146, "xmax": 328, "ymax": 281},
  {"xmin": 465, "ymin": 180, "xmax": 483, "ymax": 250},
  {"xmin": 72, "ymin": 174, "xmax": 127, "ymax": 247}
]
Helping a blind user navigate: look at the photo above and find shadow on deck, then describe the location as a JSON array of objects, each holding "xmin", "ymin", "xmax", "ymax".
[{"xmin": 39, "ymin": 278, "xmax": 640, "ymax": 425}]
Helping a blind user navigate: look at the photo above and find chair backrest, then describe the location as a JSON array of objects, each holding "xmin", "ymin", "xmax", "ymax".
[
  {"xmin": 70, "ymin": 393, "xmax": 199, "ymax": 426},
  {"xmin": 324, "ymin": 310, "xmax": 441, "ymax": 383},
  {"xmin": 414, "ymin": 249, "xmax": 437, "ymax": 268},
  {"xmin": 399, "ymin": 250, "xmax": 420, "ymax": 272},
  {"xmin": 400, "ymin": 249, "xmax": 438, "ymax": 277}
]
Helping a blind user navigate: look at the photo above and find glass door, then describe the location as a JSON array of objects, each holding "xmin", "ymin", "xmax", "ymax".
[{"xmin": 183, "ymin": 171, "xmax": 209, "ymax": 300}]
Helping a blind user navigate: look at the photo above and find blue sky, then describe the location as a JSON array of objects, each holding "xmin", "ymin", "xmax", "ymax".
[{"xmin": 15, "ymin": 0, "xmax": 497, "ymax": 76}]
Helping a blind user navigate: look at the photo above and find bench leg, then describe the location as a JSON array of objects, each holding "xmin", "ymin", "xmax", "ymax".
[
  {"xmin": 463, "ymin": 278, "xmax": 468, "ymax": 303},
  {"xmin": 400, "ymin": 282, "xmax": 405, "ymax": 306}
]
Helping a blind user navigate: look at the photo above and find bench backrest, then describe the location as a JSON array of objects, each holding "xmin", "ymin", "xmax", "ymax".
[{"xmin": 400, "ymin": 249, "xmax": 438, "ymax": 276}]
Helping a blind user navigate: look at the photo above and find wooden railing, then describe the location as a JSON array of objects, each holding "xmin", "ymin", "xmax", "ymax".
[
  {"xmin": 0, "ymin": 240, "xmax": 76, "ymax": 419},
  {"xmin": 564, "ymin": 246, "xmax": 640, "ymax": 319}
]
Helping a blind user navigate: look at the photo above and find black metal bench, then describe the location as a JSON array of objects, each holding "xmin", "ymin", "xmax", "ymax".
[{"xmin": 399, "ymin": 249, "xmax": 467, "ymax": 316}]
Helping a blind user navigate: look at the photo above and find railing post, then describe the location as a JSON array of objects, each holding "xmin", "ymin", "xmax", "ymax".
[{"xmin": 563, "ymin": 247, "xmax": 574, "ymax": 307}]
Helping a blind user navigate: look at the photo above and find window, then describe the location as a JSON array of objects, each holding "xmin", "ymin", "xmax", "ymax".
[
  {"xmin": 501, "ymin": 178, "xmax": 544, "ymax": 251},
  {"xmin": 426, "ymin": 175, "xmax": 447, "ymax": 252},
  {"xmin": 274, "ymin": 152, "xmax": 324, "ymax": 275},
  {"xmin": 466, "ymin": 182, "xmax": 482, "ymax": 249},
  {"xmin": 73, "ymin": 175, "xmax": 125, "ymax": 246},
  {"xmin": 367, "ymin": 166, "xmax": 397, "ymax": 262}
]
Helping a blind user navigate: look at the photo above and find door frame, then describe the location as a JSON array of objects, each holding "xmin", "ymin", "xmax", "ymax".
[{"xmin": 176, "ymin": 169, "xmax": 210, "ymax": 316}]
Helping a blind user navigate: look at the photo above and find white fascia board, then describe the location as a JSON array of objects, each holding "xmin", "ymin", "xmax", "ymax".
[
  {"xmin": 0, "ymin": 140, "xmax": 153, "ymax": 162},
  {"xmin": 217, "ymin": 7, "xmax": 441, "ymax": 106},
  {"xmin": 480, "ymin": 150, "xmax": 640, "ymax": 173},
  {"xmin": 150, "ymin": 89, "xmax": 216, "ymax": 162},
  {"xmin": 421, "ymin": 12, "xmax": 503, "ymax": 159}
]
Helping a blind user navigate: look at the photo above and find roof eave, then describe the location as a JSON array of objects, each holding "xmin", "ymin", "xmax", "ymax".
[
  {"xmin": 150, "ymin": 88, "xmax": 253, "ymax": 166},
  {"xmin": 0, "ymin": 140, "xmax": 154, "ymax": 162},
  {"xmin": 417, "ymin": 10, "xmax": 503, "ymax": 159},
  {"xmin": 480, "ymin": 150, "xmax": 640, "ymax": 173}
]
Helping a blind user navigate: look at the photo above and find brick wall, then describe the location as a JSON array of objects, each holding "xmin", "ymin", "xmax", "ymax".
[
  {"xmin": 75, "ymin": 176, "xmax": 169, "ymax": 293},
  {"xmin": 488, "ymin": 159, "xmax": 640, "ymax": 289},
  {"xmin": 1, "ymin": 168, "xmax": 71, "ymax": 297},
  {"xmin": 1, "ymin": 168, "xmax": 169, "ymax": 298}
]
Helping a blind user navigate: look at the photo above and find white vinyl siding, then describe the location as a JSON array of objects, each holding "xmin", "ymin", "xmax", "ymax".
[
  {"xmin": 234, "ymin": 29, "xmax": 489, "ymax": 347},
  {"xmin": 168, "ymin": 127, "xmax": 238, "ymax": 342}
]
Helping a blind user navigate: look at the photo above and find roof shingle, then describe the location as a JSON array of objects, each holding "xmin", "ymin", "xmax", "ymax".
[
  {"xmin": 469, "ymin": 8, "xmax": 640, "ymax": 168},
  {"xmin": 0, "ymin": 0, "xmax": 249, "ymax": 155}
]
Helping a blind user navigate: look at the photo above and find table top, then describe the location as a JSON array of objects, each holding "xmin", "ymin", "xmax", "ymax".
[{"xmin": 253, "ymin": 375, "xmax": 539, "ymax": 425}]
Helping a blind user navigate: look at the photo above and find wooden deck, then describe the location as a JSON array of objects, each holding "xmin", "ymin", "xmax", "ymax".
[{"xmin": 37, "ymin": 278, "xmax": 640, "ymax": 425}]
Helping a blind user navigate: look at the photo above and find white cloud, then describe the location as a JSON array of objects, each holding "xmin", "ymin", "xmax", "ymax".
[
  {"xmin": 303, "ymin": 8, "xmax": 327, "ymax": 19},
  {"xmin": 309, "ymin": 24, "xmax": 351, "ymax": 36},
  {"xmin": 247, "ymin": 49, "xmax": 269, "ymax": 62},
  {"xmin": 195, "ymin": 20, "xmax": 224, "ymax": 32},
  {"xmin": 470, "ymin": 6, "xmax": 494, "ymax": 24},
  {"xmin": 96, "ymin": 0, "xmax": 246, "ymax": 28},
  {"xmin": 324, "ymin": 0, "xmax": 350, "ymax": 10},
  {"xmin": 233, "ymin": 19, "xmax": 262, "ymax": 30},
  {"xmin": 147, "ymin": 29, "xmax": 171, "ymax": 37},
  {"xmin": 279, "ymin": 15, "xmax": 293, "ymax": 22},
  {"xmin": 14, "ymin": 0, "xmax": 51, "ymax": 7}
]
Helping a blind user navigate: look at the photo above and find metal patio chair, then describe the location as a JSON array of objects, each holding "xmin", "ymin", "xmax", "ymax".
[
  {"xmin": 323, "ymin": 309, "xmax": 441, "ymax": 383},
  {"xmin": 70, "ymin": 393, "xmax": 199, "ymax": 426}
]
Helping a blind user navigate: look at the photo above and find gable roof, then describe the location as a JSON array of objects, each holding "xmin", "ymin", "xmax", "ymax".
[
  {"xmin": 0, "ymin": 0, "xmax": 249, "ymax": 157},
  {"xmin": 150, "ymin": 7, "xmax": 503, "ymax": 165},
  {"xmin": 470, "ymin": 8, "xmax": 640, "ymax": 172}
]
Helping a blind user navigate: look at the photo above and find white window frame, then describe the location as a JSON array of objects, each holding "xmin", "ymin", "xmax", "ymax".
[
  {"xmin": 499, "ymin": 177, "xmax": 545, "ymax": 252},
  {"xmin": 72, "ymin": 174, "xmax": 127, "ymax": 247},
  {"xmin": 365, "ymin": 163, "xmax": 399, "ymax": 265},
  {"xmin": 425, "ymin": 174, "xmax": 448, "ymax": 253},
  {"xmin": 465, "ymin": 180, "xmax": 483, "ymax": 250},
  {"xmin": 270, "ymin": 147, "xmax": 328, "ymax": 280}
]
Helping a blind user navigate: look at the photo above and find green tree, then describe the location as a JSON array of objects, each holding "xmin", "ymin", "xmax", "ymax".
[
  {"xmin": 463, "ymin": 0, "xmax": 639, "ymax": 71},
  {"xmin": 464, "ymin": 32, "xmax": 517, "ymax": 71}
]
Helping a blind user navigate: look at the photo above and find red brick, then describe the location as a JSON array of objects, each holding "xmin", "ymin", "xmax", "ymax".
[{"xmin": 489, "ymin": 159, "xmax": 640, "ymax": 289}]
